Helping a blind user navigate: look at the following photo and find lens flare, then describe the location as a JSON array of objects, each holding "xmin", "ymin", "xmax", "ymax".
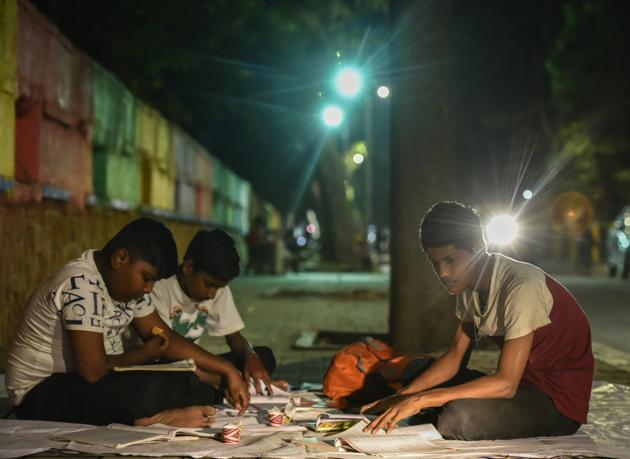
[
  {"xmin": 486, "ymin": 215, "xmax": 519, "ymax": 246},
  {"xmin": 335, "ymin": 68, "xmax": 362, "ymax": 98},
  {"xmin": 322, "ymin": 105, "xmax": 344, "ymax": 127}
]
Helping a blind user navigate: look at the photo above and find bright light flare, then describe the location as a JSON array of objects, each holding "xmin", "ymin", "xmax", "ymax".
[
  {"xmin": 352, "ymin": 153, "xmax": 365, "ymax": 164},
  {"xmin": 322, "ymin": 105, "xmax": 344, "ymax": 127},
  {"xmin": 522, "ymin": 189, "xmax": 533, "ymax": 200},
  {"xmin": 486, "ymin": 215, "xmax": 519, "ymax": 246},
  {"xmin": 335, "ymin": 68, "xmax": 362, "ymax": 97},
  {"xmin": 376, "ymin": 85, "xmax": 390, "ymax": 98}
]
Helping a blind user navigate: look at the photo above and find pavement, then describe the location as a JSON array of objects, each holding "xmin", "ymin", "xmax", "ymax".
[
  {"xmin": 199, "ymin": 272, "xmax": 392, "ymax": 386},
  {"xmin": 199, "ymin": 269, "xmax": 630, "ymax": 388}
]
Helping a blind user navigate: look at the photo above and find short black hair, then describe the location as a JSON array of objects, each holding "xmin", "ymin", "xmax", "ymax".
[
  {"xmin": 419, "ymin": 201, "xmax": 486, "ymax": 252},
  {"xmin": 102, "ymin": 217, "xmax": 178, "ymax": 279},
  {"xmin": 184, "ymin": 229, "xmax": 240, "ymax": 281}
]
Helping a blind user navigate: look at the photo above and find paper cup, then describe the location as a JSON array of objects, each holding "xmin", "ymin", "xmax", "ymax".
[
  {"xmin": 222, "ymin": 423, "xmax": 240, "ymax": 444},
  {"xmin": 266, "ymin": 410, "xmax": 285, "ymax": 427}
]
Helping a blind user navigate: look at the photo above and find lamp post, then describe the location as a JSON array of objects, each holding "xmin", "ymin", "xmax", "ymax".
[
  {"xmin": 322, "ymin": 105, "xmax": 344, "ymax": 127},
  {"xmin": 329, "ymin": 65, "xmax": 389, "ymax": 228}
]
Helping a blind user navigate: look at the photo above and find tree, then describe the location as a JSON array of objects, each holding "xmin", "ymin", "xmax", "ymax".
[
  {"xmin": 389, "ymin": 0, "xmax": 457, "ymax": 351},
  {"xmin": 34, "ymin": 0, "xmax": 388, "ymax": 262},
  {"xmin": 546, "ymin": 0, "xmax": 630, "ymax": 220}
]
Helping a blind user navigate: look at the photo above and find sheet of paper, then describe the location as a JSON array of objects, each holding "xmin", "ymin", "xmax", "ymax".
[
  {"xmin": 336, "ymin": 434, "xmax": 439, "ymax": 455},
  {"xmin": 207, "ymin": 432, "xmax": 299, "ymax": 459},
  {"xmin": 247, "ymin": 379, "xmax": 292, "ymax": 396},
  {"xmin": 55, "ymin": 426, "xmax": 172, "ymax": 448},
  {"xmin": 65, "ymin": 431, "xmax": 300, "ymax": 458},
  {"xmin": 0, "ymin": 433, "xmax": 66, "ymax": 459},
  {"xmin": 292, "ymin": 407, "xmax": 336, "ymax": 422},
  {"xmin": 335, "ymin": 433, "xmax": 630, "ymax": 458},
  {"xmin": 208, "ymin": 415, "xmax": 260, "ymax": 427},
  {"xmin": 241, "ymin": 425, "xmax": 306, "ymax": 436},
  {"xmin": 65, "ymin": 438, "xmax": 224, "ymax": 458},
  {"xmin": 0, "ymin": 419, "xmax": 94, "ymax": 459},
  {"xmin": 249, "ymin": 395, "xmax": 302, "ymax": 406}
]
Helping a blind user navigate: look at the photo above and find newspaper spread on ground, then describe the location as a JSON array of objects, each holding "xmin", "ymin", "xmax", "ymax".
[{"xmin": 0, "ymin": 381, "xmax": 629, "ymax": 458}]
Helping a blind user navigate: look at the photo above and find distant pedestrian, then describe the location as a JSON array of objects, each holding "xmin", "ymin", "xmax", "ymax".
[
  {"xmin": 247, "ymin": 216, "xmax": 270, "ymax": 274},
  {"xmin": 576, "ymin": 228, "xmax": 594, "ymax": 275}
]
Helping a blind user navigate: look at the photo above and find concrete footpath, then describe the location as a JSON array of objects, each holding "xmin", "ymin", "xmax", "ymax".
[
  {"xmin": 199, "ymin": 272, "xmax": 392, "ymax": 385},
  {"xmin": 200, "ymin": 271, "xmax": 630, "ymax": 387}
]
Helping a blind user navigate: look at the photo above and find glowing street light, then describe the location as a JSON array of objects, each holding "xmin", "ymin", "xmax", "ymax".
[
  {"xmin": 376, "ymin": 85, "xmax": 390, "ymax": 98},
  {"xmin": 322, "ymin": 105, "xmax": 344, "ymax": 127},
  {"xmin": 335, "ymin": 67, "xmax": 362, "ymax": 98},
  {"xmin": 352, "ymin": 153, "xmax": 365, "ymax": 165},
  {"xmin": 486, "ymin": 215, "xmax": 519, "ymax": 246}
]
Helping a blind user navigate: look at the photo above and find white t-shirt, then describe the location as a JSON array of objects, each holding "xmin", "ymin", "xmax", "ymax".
[
  {"xmin": 455, "ymin": 253, "xmax": 553, "ymax": 340},
  {"xmin": 148, "ymin": 275, "xmax": 244, "ymax": 341},
  {"xmin": 5, "ymin": 250, "xmax": 155, "ymax": 406}
]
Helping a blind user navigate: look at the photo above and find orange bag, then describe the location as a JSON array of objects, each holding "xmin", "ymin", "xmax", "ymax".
[
  {"xmin": 373, "ymin": 354, "xmax": 433, "ymax": 391},
  {"xmin": 323, "ymin": 337, "xmax": 397, "ymax": 400},
  {"xmin": 324, "ymin": 337, "xmax": 433, "ymax": 400}
]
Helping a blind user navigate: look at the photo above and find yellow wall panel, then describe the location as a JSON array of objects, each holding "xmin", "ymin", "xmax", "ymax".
[
  {"xmin": 0, "ymin": 91, "xmax": 15, "ymax": 178},
  {"xmin": 0, "ymin": 0, "xmax": 17, "ymax": 96},
  {"xmin": 135, "ymin": 101, "xmax": 158, "ymax": 158}
]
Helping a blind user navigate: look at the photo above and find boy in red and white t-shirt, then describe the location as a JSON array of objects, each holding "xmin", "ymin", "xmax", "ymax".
[{"xmin": 362, "ymin": 201, "xmax": 594, "ymax": 440}]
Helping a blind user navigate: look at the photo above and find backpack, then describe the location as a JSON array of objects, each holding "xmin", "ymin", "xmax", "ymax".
[{"xmin": 322, "ymin": 337, "xmax": 433, "ymax": 402}]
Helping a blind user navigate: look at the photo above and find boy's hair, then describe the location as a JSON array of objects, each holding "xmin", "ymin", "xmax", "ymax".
[
  {"xmin": 184, "ymin": 229, "xmax": 240, "ymax": 281},
  {"xmin": 102, "ymin": 217, "xmax": 178, "ymax": 279},
  {"xmin": 419, "ymin": 201, "xmax": 486, "ymax": 252}
]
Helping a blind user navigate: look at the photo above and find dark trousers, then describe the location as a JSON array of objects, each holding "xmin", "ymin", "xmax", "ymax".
[
  {"xmin": 218, "ymin": 346, "xmax": 276, "ymax": 377},
  {"xmin": 402, "ymin": 363, "xmax": 581, "ymax": 440},
  {"xmin": 436, "ymin": 383, "xmax": 581, "ymax": 440},
  {"xmin": 16, "ymin": 346, "xmax": 276, "ymax": 426},
  {"xmin": 16, "ymin": 371, "xmax": 220, "ymax": 425}
]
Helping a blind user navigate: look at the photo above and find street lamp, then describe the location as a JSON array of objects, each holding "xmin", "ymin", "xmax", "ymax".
[
  {"xmin": 329, "ymin": 62, "xmax": 390, "ymax": 229},
  {"xmin": 335, "ymin": 67, "xmax": 362, "ymax": 98},
  {"xmin": 322, "ymin": 105, "xmax": 344, "ymax": 127},
  {"xmin": 352, "ymin": 153, "xmax": 365, "ymax": 165}
]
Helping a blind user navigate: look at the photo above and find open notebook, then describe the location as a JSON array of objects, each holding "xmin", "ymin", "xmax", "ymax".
[
  {"xmin": 333, "ymin": 420, "xmax": 443, "ymax": 454},
  {"xmin": 113, "ymin": 359, "xmax": 196, "ymax": 373}
]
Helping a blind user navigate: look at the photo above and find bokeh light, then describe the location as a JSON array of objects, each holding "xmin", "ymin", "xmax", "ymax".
[
  {"xmin": 376, "ymin": 85, "xmax": 390, "ymax": 98},
  {"xmin": 322, "ymin": 105, "xmax": 344, "ymax": 127},
  {"xmin": 352, "ymin": 153, "xmax": 365, "ymax": 165}
]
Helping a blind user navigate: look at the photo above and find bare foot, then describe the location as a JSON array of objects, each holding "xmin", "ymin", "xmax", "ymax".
[{"xmin": 134, "ymin": 405, "xmax": 216, "ymax": 428}]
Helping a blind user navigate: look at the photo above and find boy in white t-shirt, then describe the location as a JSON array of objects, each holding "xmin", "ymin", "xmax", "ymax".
[
  {"xmin": 146, "ymin": 229, "xmax": 279, "ymax": 395},
  {"xmin": 6, "ymin": 218, "xmax": 249, "ymax": 426},
  {"xmin": 362, "ymin": 201, "xmax": 593, "ymax": 440}
]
